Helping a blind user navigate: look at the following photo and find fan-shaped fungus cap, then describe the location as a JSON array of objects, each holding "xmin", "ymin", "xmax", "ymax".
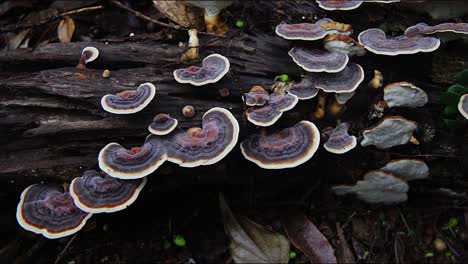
[
  {"xmin": 77, "ymin": 46, "xmax": 99, "ymax": 68},
  {"xmin": 275, "ymin": 18, "xmax": 332, "ymax": 40},
  {"xmin": 289, "ymin": 77, "xmax": 319, "ymax": 100},
  {"xmin": 244, "ymin": 86, "xmax": 270, "ymax": 106},
  {"xmin": 246, "ymin": 105, "xmax": 283, "ymax": 127},
  {"xmin": 240, "ymin": 121, "xmax": 320, "ymax": 169},
  {"xmin": 323, "ymin": 34, "xmax": 366, "ymax": 56},
  {"xmin": 316, "ymin": 0, "xmax": 399, "ymax": 11},
  {"xmin": 148, "ymin": 114, "xmax": 178, "ymax": 135},
  {"xmin": 186, "ymin": 1, "xmax": 233, "ymax": 35},
  {"xmin": 70, "ymin": 170, "xmax": 147, "ymax": 213},
  {"xmin": 361, "ymin": 116, "xmax": 417, "ymax": 149},
  {"xmin": 458, "ymin": 94, "xmax": 468, "ymax": 119},
  {"xmin": 268, "ymin": 93, "xmax": 299, "ymax": 112},
  {"xmin": 173, "ymin": 54, "xmax": 230, "ymax": 86},
  {"xmin": 164, "ymin": 107, "xmax": 239, "ymax": 167},
  {"xmin": 358, "ymin": 28, "xmax": 440, "ymax": 55},
  {"xmin": 380, "ymin": 159, "xmax": 429, "ymax": 180},
  {"xmin": 16, "ymin": 184, "xmax": 92, "ymax": 239},
  {"xmin": 288, "ymin": 47, "xmax": 349, "ymax": 73},
  {"xmin": 310, "ymin": 63, "xmax": 364, "ymax": 93},
  {"xmin": 98, "ymin": 135, "xmax": 167, "ymax": 179},
  {"xmin": 323, "ymin": 123, "xmax": 356, "ymax": 154},
  {"xmin": 405, "ymin": 22, "xmax": 468, "ymax": 36},
  {"xmin": 332, "ymin": 170, "xmax": 408, "ymax": 204},
  {"xmin": 101, "ymin": 83, "xmax": 156, "ymax": 114},
  {"xmin": 383, "ymin": 82, "xmax": 428, "ymax": 108}
]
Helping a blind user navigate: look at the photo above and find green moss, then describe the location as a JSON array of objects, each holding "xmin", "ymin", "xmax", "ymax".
[{"xmin": 455, "ymin": 68, "xmax": 468, "ymax": 86}]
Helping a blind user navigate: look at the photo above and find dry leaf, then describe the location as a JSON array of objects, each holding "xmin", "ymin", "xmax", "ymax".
[
  {"xmin": 219, "ymin": 194, "xmax": 290, "ymax": 264},
  {"xmin": 153, "ymin": 0, "xmax": 204, "ymax": 30},
  {"xmin": 282, "ymin": 209, "xmax": 337, "ymax": 263},
  {"xmin": 57, "ymin": 15, "xmax": 75, "ymax": 43}
]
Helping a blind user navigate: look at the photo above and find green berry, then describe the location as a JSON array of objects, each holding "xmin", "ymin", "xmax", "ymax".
[
  {"xmin": 276, "ymin": 74, "xmax": 289, "ymax": 82},
  {"xmin": 289, "ymin": 251, "xmax": 297, "ymax": 259},
  {"xmin": 173, "ymin": 235, "xmax": 186, "ymax": 247},
  {"xmin": 235, "ymin": 20, "xmax": 245, "ymax": 28}
]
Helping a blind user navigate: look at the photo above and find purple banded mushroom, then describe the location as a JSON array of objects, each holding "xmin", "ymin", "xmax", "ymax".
[
  {"xmin": 77, "ymin": 46, "xmax": 99, "ymax": 68},
  {"xmin": 186, "ymin": 1, "xmax": 233, "ymax": 35},
  {"xmin": 246, "ymin": 93, "xmax": 299, "ymax": 127},
  {"xmin": 164, "ymin": 107, "xmax": 239, "ymax": 167},
  {"xmin": 98, "ymin": 134, "xmax": 167, "ymax": 179},
  {"xmin": 405, "ymin": 22, "xmax": 468, "ymax": 37},
  {"xmin": 244, "ymin": 86, "xmax": 271, "ymax": 106},
  {"xmin": 380, "ymin": 159, "xmax": 429, "ymax": 180},
  {"xmin": 240, "ymin": 121, "xmax": 320, "ymax": 169},
  {"xmin": 323, "ymin": 34, "xmax": 366, "ymax": 56},
  {"xmin": 332, "ymin": 170, "xmax": 409, "ymax": 204},
  {"xmin": 323, "ymin": 122, "xmax": 356, "ymax": 154},
  {"xmin": 309, "ymin": 63, "xmax": 364, "ymax": 93},
  {"xmin": 269, "ymin": 93, "xmax": 299, "ymax": 112},
  {"xmin": 173, "ymin": 54, "xmax": 230, "ymax": 86},
  {"xmin": 316, "ymin": 0, "xmax": 399, "ymax": 11},
  {"xmin": 101, "ymin": 83, "xmax": 156, "ymax": 114},
  {"xmin": 275, "ymin": 18, "xmax": 332, "ymax": 40},
  {"xmin": 288, "ymin": 47, "xmax": 349, "ymax": 73},
  {"xmin": 358, "ymin": 28, "xmax": 440, "ymax": 55},
  {"xmin": 383, "ymin": 82, "xmax": 428, "ymax": 108},
  {"xmin": 458, "ymin": 94, "xmax": 468, "ymax": 119},
  {"xmin": 70, "ymin": 170, "xmax": 147, "ymax": 213},
  {"xmin": 16, "ymin": 184, "xmax": 92, "ymax": 239},
  {"xmin": 361, "ymin": 116, "xmax": 418, "ymax": 149},
  {"xmin": 148, "ymin": 114, "xmax": 178, "ymax": 135},
  {"xmin": 289, "ymin": 77, "xmax": 319, "ymax": 100}
]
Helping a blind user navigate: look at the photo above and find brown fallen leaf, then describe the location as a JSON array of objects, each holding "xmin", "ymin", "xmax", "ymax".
[
  {"xmin": 152, "ymin": 0, "xmax": 204, "ymax": 30},
  {"xmin": 281, "ymin": 208, "xmax": 337, "ymax": 263},
  {"xmin": 57, "ymin": 15, "xmax": 75, "ymax": 43}
]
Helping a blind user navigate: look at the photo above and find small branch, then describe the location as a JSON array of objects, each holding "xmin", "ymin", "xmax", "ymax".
[
  {"xmin": 60, "ymin": 6, "xmax": 104, "ymax": 16},
  {"xmin": 54, "ymin": 233, "xmax": 79, "ymax": 264}
]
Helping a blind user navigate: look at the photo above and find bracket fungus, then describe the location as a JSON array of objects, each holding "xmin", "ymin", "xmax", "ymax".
[
  {"xmin": 405, "ymin": 22, "xmax": 468, "ymax": 37},
  {"xmin": 358, "ymin": 28, "xmax": 440, "ymax": 55},
  {"xmin": 323, "ymin": 123, "xmax": 356, "ymax": 154},
  {"xmin": 186, "ymin": 1, "xmax": 232, "ymax": 35},
  {"xmin": 458, "ymin": 94, "xmax": 468, "ymax": 119},
  {"xmin": 323, "ymin": 34, "xmax": 366, "ymax": 56},
  {"xmin": 246, "ymin": 93, "xmax": 299, "ymax": 127},
  {"xmin": 361, "ymin": 116, "xmax": 418, "ymax": 149},
  {"xmin": 316, "ymin": 0, "xmax": 399, "ymax": 11},
  {"xmin": 244, "ymin": 86, "xmax": 271, "ymax": 106},
  {"xmin": 288, "ymin": 47, "xmax": 348, "ymax": 73},
  {"xmin": 148, "ymin": 114, "xmax": 178, "ymax": 135},
  {"xmin": 164, "ymin": 107, "xmax": 239, "ymax": 167},
  {"xmin": 77, "ymin": 46, "xmax": 99, "ymax": 68},
  {"xmin": 16, "ymin": 184, "xmax": 92, "ymax": 239},
  {"xmin": 240, "ymin": 121, "xmax": 320, "ymax": 169},
  {"xmin": 332, "ymin": 170, "xmax": 409, "ymax": 204},
  {"xmin": 173, "ymin": 54, "xmax": 230, "ymax": 86},
  {"xmin": 101, "ymin": 83, "xmax": 156, "ymax": 114},
  {"xmin": 275, "ymin": 18, "xmax": 334, "ymax": 40},
  {"xmin": 70, "ymin": 170, "xmax": 146, "ymax": 213},
  {"xmin": 98, "ymin": 134, "xmax": 167, "ymax": 179},
  {"xmin": 288, "ymin": 77, "xmax": 319, "ymax": 100},
  {"xmin": 309, "ymin": 63, "xmax": 365, "ymax": 93},
  {"xmin": 380, "ymin": 159, "xmax": 429, "ymax": 180},
  {"xmin": 383, "ymin": 82, "xmax": 428, "ymax": 108}
]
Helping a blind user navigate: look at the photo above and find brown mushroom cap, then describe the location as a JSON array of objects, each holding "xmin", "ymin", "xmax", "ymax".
[
  {"xmin": 458, "ymin": 94, "xmax": 468, "ymax": 119},
  {"xmin": 361, "ymin": 116, "xmax": 417, "ymax": 149}
]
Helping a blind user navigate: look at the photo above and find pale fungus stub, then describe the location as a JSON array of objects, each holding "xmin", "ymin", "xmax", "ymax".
[
  {"xmin": 458, "ymin": 94, "xmax": 468, "ymax": 119},
  {"xmin": 361, "ymin": 116, "xmax": 417, "ymax": 149},
  {"xmin": 240, "ymin": 121, "xmax": 320, "ymax": 169},
  {"xmin": 405, "ymin": 22, "xmax": 468, "ymax": 36},
  {"xmin": 323, "ymin": 123, "xmax": 357, "ymax": 154},
  {"xmin": 70, "ymin": 170, "xmax": 147, "ymax": 213},
  {"xmin": 358, "ymin": 28, "xmax": 440, "ymax": 55},
  {"xmin": 173, "ymin": 54, "xmax": 230, "ymax": 86},
  {"xmin": 380, "ymin": 159, "xmax": 429, "ymax": 180},
  {"xmin": 77, "ymin": 46, "xmax": 99, "ymax": 68},
  {"xmin": 288, "ymin": 47, "xmax": 349, "ymax": 73},
  {"xmin": 164, "ymin": 107, "xmax": 239, "ymax": 167},
  {"xmin": 186, "ymin": 1, "xmax": 233, "ymax": 35},
  {"xmin": 101, "ymin": 83, "xmax": 156, "ymax": 114},
  {"xmin": 368, "ymin": 70, "xmax": 383, "ymax": 89},
  {"xmin": 244, "ymin": 86, "xmax": 270, "ymax": 106},
  {"xmin": 289, "ymin": 77, "xmax": 319, "ymax": 100},
  {"xmin": 323, "ymin": 34, "xmax": 366, "ymax": 56},
  {"xmin": 383, "ymin": 82, "xmax": 428, "ymax": 108},
  {"xmin": 246, "ymin": 105, "xmax": 283, "ymax": 127},
  {"xmin": 182, "ymin": 105, "xmax": 196, "ymax": 118},
  {"xmin": 16, "ymin": 184, "xmax": 92, "ymax": 239},
  {"xmin": 332, "ymin": 170, "xmax": 409, "ymax": 204},
  {"xmin": 275, "ymin": 19, "xmax": 332, "ymax": 40},
  {"xmin": 98, "ymin": 135, "xmax": 168, "ymax": 179},
  {"xmin": 310, "ymin": 63, "xmax": 365, "ymax": 93},
  {"xmin": 148, "ymin": 114, "xmax": 178, "ymax": 135}
]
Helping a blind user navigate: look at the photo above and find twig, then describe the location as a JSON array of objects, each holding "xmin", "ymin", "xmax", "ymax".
[
  {"xmin": 54, "ymin": 233, "xmax": 79, "ymax": 264},
  {"xmin": 61, "ymin": 6, "xmax": 104, "ymax": 16}
]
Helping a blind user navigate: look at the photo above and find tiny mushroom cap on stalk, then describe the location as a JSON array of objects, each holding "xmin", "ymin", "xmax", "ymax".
[
  {"xmin": 332, "ymin": 170, "xmax": 409, "ymax": 204},
  {"xmin": 148, "ymin": 114, "xmax": 178, "ymax": 135},
  {"xmin": 361, "ymin": 116, "xmax": 418, "ymax": 149},
  {"xmin": 240, "ymin": 121, "xmax": 320, "ymax": 169},
  {"xmin": 383, "ymin": 82, "xmax": 428, "ymax": 108},
  {"xmin": 369, "ymin": 70, "xmax": 384, "ymax": 89},
  {"xmin": 289, "ymin": 77, "xmax": 319, "ymax": 100},
  {"xmin": 323, "ymin": 34, "xmax": 366, "ymax": 56},
  {"xmin": 380, "ymin": 159, "xmax": 429, "ymax": 180},
  {"xmin": 173, "ymin": 54, "xmax": 230, "ymax": 86},
  {"xmin": 405, "ymin": 22, "xmax": 468, "ymax": 36},
  {"xmin": 70, "ymin": 170, "xmax": 147, "ymax": 213},
  {"xmin": 358, "ymin": 28, "xmax": 441, "ymax": 55},
  {"xmin": 288, "ymin": 47, "xmax": 349, "ymax": 73},
  {"xmin": 163, "ymin": 107, "xmax": 239, "ymax": 167},
  {"xmin": 77, "ymin": 46, "xmax": 99, "ymax": 68},
  {"xmin": 186, "ymin": 1, "xmax": 233, "ymax": 35},
  {"xmin": 323, "ymin": 122, "xmax": 357, "ymax": 154},
  {"xmin": 98, "ymin": 134, "xmax": 168, "ymax": 179},
  {"xmin": 244, "ymin": 86, "xmax": 271, "ymax": 106},
  {"xmin": 246, "ymin": 105, "xmax": 283, "ymax": 127},
  {"xmin": 309, "ymin": 63, "xmax": 365, "ymax": 93},
  {"xmin": 101, "ymin": 83, "xmax": 156, "ymax": 114},
  {"xmin": 458, "ymin": 94, "xmax": 468, "ymax": 119},
  {"xmin": 275, "ymin": 18, "xmax": 332, "ymax": 40},
  {"xmin": 16, "ymin": 184, "xmax": 92, "ymax": 239}
]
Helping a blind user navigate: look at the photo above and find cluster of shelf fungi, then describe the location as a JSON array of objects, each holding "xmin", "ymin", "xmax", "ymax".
[{"xmin": 15, "ymin": 0, "xmax": 468, "ymax": 241}]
